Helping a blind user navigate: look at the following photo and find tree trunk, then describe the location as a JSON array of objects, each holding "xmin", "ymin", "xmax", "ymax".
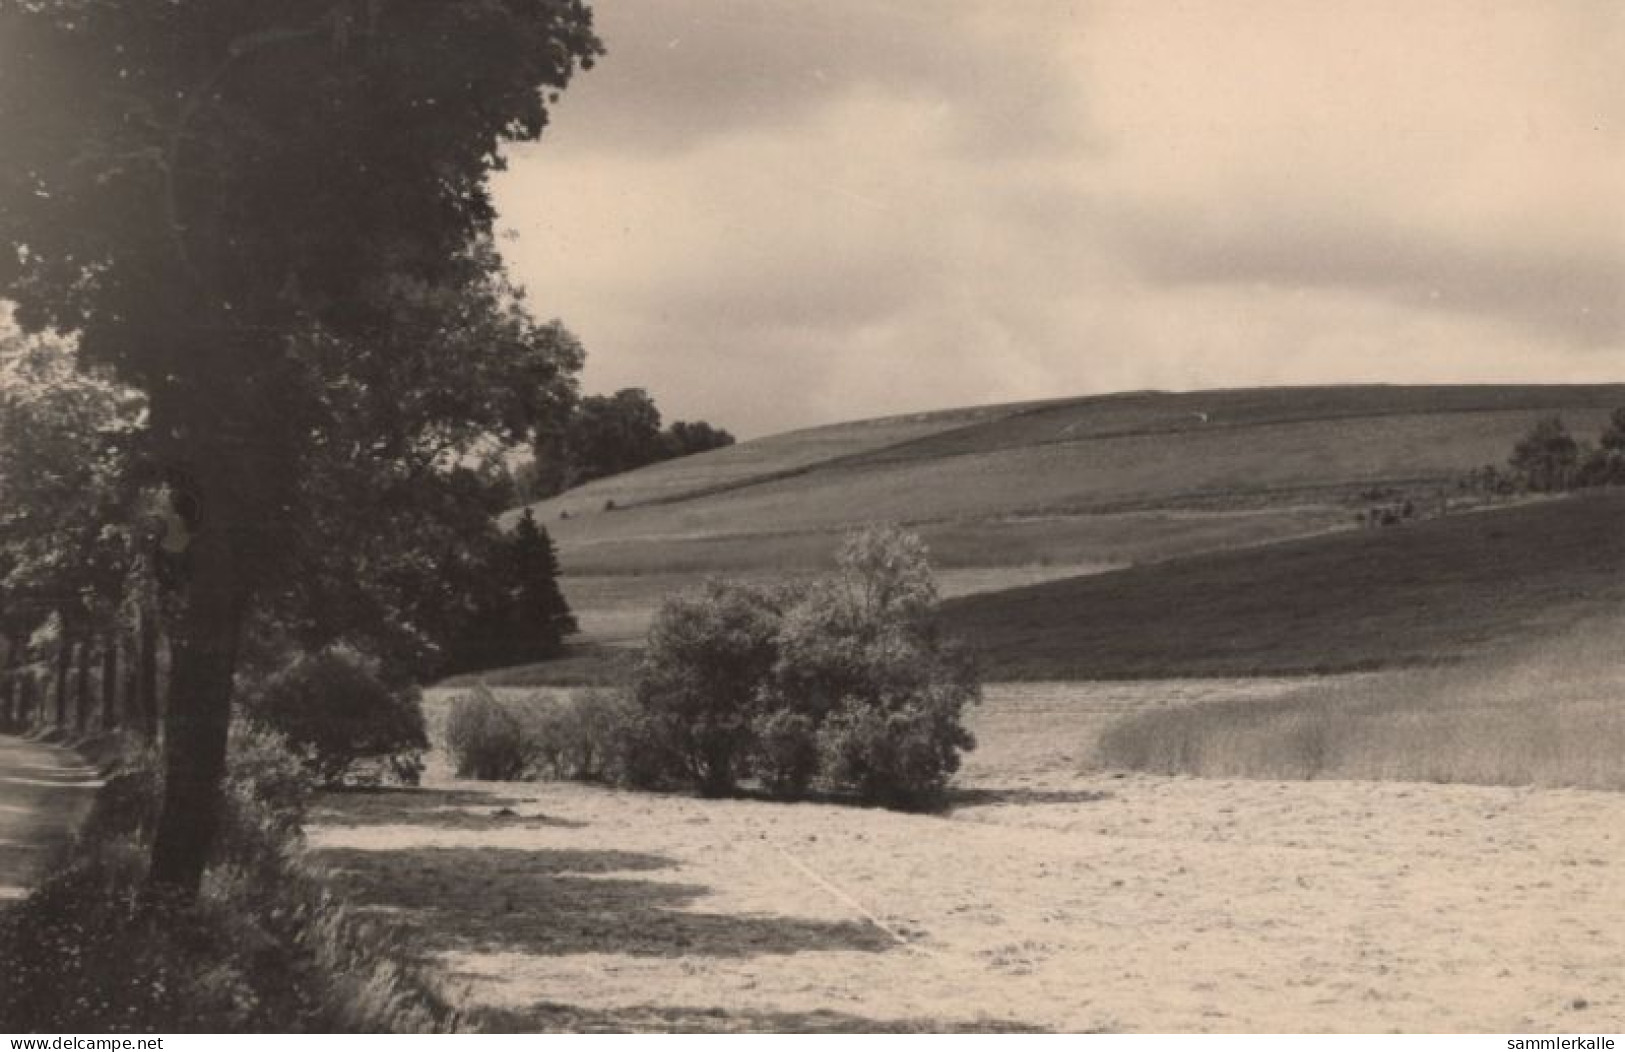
[
  {"xmin": 1, "ymin": 645, "xmax": 16, "ymax": 730},
  {"xmin": 54, "ymin": 638, "xmax": 70, "ymax": 727},
  {"xmin": 101, "ymin": 640, "xmax": 119, "ymax": 730},
  {"xmin": 74, "ymin": 639, "xmax": 93, "ymax": 735},
  {"xmin": 148, "ymin": 520, "xmax": 248, "ymax": 896},
  {"xmin": 122, "ymin": 640, "xmax": 139, "ymax": 736},
  {"xmin": 138, "ymin": 606, "xmax": 160, "ymax": 741},
  {"xmin": 21, "ymin": 673, "xmax": 37, "ymax": 729}
]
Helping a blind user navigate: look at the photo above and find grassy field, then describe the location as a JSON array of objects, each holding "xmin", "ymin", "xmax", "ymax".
[
  {"xmin": 941, "ymin": 491, "xmax": 1625, "ymax": 680},
  {"xmin": 523, "ymin": 385, "xmax": 1623, "ymax": 576},
  {"xmin": 543, "ymin": 405, "xmax": 1620, "ymax": 557},
  {"xmin": 521, "ymin": 400, "xmax": 1040, "ymax": 521},
  {"xmin": 1094, "ymin": 616, "xmax": 1625, "ymax": 789}
]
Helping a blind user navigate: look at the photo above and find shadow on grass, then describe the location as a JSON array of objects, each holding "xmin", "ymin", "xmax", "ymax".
[
  {"xmin": 310, "ymin": 845, "xmax": 897, "ymax": 960},
  {"xmin": 470, "ymin": 1001, "xmax": 1049, "ymax": 1033},
  {"xmin": 310, "ymin": 788, "xmax": 586, "ymax": 831},
  {"xmin": 948, "ymin": 786, "xmax": 1113, "ymax": 808}
]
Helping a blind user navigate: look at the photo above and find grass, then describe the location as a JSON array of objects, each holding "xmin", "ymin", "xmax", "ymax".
[
  {"xmin": 941, "ymin": 491, "xmax": 1625, "ymax": 679},
  {"xmin": 435, "ymin": 643, "xmax": 638, "ymax": 690},
  {"xmin": 518, "ymin": 400, "xmax": 1036, "ymax": 522},
  {"xmin": 1094, "ymin": 615, "xmax": 1625, "ymax": 789},
  {"xmin": 554, "ymin": 503, "xmax": 1351, "ymax": 577}
]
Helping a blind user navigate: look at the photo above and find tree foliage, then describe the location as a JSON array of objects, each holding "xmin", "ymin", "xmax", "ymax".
[
  {"xmin": 515, "ymin": 387, "xmax": 736, "ymax": 499},
  {"xmin": 1508, "ymin": 416, "xmax": 1581, "ymax": 493},
  {"xmin": 0, "ymin": 0, "xmax": 602, "ymax": 892},
  {"xmin": 0, "ymin": 333, "xmax": 145, "ymax": 643},
  {"xmin": 238, "ymin": 645, "xmax": 427, "ymax": 787}
]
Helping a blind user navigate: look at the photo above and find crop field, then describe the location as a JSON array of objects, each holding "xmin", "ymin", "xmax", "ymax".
[
  {"xmin": 1096, "ymin": 615, "xmax": 1625, "ymax": 789},
  {"xmin": 942, "ymin": 491, "xmax": 1625, "ymax": 680}
]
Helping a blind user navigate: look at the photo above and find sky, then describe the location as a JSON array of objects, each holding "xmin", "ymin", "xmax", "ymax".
[{"xmin": 492, "ymin": 0, "xmax": 1624, "ymax": 438}]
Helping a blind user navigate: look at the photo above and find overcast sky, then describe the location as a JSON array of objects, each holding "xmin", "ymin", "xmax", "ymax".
[{"xmin": 492, "ymin": 0, "xmax": 1624, "ymax": 438}]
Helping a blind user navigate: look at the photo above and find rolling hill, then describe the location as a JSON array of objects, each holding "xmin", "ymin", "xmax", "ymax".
[{"xmin": 511, "ymin": 384, "xmax": 1625, "ymax": 652}]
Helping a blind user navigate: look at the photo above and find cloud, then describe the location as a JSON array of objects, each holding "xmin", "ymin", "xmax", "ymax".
[
  {"xmin": 542, "ymin": 0, "xmax": 1094, "ymax": 157},
  {"xmin": 494, "ymin": 0, "xmax": 1624, "ymax": 437}
]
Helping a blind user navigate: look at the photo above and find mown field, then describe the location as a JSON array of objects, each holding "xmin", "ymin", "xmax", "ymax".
[{"xmin": 311, "ymin": 675, "xmax": 1625, "ymax": 1032}]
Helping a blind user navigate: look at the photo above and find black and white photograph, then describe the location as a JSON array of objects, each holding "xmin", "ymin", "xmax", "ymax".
[{"xmin": 0, "ymin": 0, "xmax": 1621, "ymax": 1037}]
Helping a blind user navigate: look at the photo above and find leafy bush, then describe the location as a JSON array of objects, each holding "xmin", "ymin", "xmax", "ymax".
[
  {"xmin": 817, "ymin": 683, "xmax": 978, "ymax": 810},
  {"xmin": 216, "ymin": 723, "xmax": 315, "ymax": 876},
  {"xmin": 239, "ymin": 645, "xmax": 427, "ymax": 787},
  {"xmin": 622, "ymin": 526, "xmax": 979, "ymax": 808},
  {"xmin": 750, "ymin": 709, "xmax": 820, "ymax": 800},
  {"xmin": 530, "ymin": 688, "xmax": 643, "ymax": 782},
  {"xmin": 443, "ymin": 684, "xmax": 537, "ymax": 780},
  {"xmin": 631, "ymin": 579, "xmax": 790, "ymax": 796}
]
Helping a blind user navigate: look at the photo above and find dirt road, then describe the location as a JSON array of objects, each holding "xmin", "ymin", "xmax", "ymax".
[{"xmin": 0, "ymin": 736, "xmax": 100, "ymax": 901}]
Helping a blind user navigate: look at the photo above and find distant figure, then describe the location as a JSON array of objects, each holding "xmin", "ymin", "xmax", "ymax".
[{"xmin": 1192, "ymin": 412, "xmax": 1209, "ymax": 424}]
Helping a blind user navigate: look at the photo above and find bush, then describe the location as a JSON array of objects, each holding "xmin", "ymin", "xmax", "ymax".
[
  {"xmin": 818, "ymin": 683, "xmax": 977, "ymax": 810},
  {"xmin": 443, "ymin": 685, "xmax": 537, "ymax": 780},
  {"xmin": 631, "ymin": 579, "xmax": 789, "ymax": 796},
  {"xmin": 216, "ymin": 723, "xmax": 315, "ymax": 876},
  {"xmin": 530, "ymin": 688, "xmax": 642, "ymax": 783},
  {"xmin": 239, "ymin": 646, "xmax": 427, "ymax": 787},
  {"xmin": 751, "ymin": 709, "xmax": 820, "ymax": 800},
  {"xmin": 621, "ymin": 526, "xmax": 979, "ymax": 808}
]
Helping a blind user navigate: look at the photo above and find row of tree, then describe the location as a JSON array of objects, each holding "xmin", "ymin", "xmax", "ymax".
[
  {"xmin": 514, "ymin": 386, "xmax": 735, "ymax": 500},
  {"xmin": 0, "ymin": 1, "xmax": 604, "ymax": 893},
  {"xmin": 1465, "ymin": 409, "xmax": 1625, "ymax": 495},
  {"xmin": 0, "ymin": 329, "xmax": 580, "ymax": 730}
]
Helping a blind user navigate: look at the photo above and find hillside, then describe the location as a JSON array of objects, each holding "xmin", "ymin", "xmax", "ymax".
[
  {"xmin": 941, "ymin": 490, "xmax": 1625, "ymax": 679},
  {"xmin": 526, "ymin": 384, "xmax": 1623, "ymax": 573},
  {"xmin": 513, "ymin": 384, "xmax": 1625, "ymax": 648}
]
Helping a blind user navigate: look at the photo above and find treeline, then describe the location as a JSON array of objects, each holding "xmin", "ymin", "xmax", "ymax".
[
  {"xmin": 1462, "ymin": 407, "xmax": 1625, "ymax": 496},
  {"xmin": 0, "ymin": 336, "xmax": 578, "ymax": 741},
  {"xmin": 514, "ymin": 387, "xmax": 734, "ymax": 501}
]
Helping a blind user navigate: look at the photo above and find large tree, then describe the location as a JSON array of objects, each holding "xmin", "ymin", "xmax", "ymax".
[{"xmin": 0, "ymin": 0, "xmax": 601, "ymax": 893}]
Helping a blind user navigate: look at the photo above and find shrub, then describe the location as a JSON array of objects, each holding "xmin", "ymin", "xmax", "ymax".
[
  {"xmin": 216, "ymin": 722, "xmax": 315, "ymax": 876},
  {"xmin": 530, "ymin": 688, "xmax": 642, "ymax": 782},
  {"xmin": 631, "ymin": 579, "xmax": 790, "ymax": 796},
  {"xmin": 751, "ymin": 709, "xmax": 820, "ymax": 800},
  {"xmin": 817, "ymin": 683, "xmax": 978, "ymax": 810},
  {"xmin": 442, "ymin": 684, "xmax": 538, "ymax": 780},
  {"xmin": 621, "ymin": 525, "xmax": 979, "ymax": 808},
  {"xmin": 239, "ymin": 645, "xmax": 427, "ymax": 787},
  {"xmin": 769, "ymin": 527, "xmax": 979, "ymax": 808}
]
